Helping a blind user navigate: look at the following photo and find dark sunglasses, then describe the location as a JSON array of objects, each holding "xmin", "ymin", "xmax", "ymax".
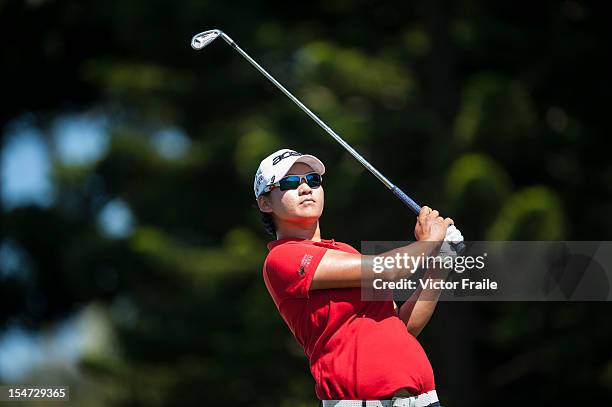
[{"xmin": 272, "ymin": 172, "xmax": 322, "ymax": 191}]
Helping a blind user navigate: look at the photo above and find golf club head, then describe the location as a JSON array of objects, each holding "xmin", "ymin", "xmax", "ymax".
[{"xmin": 191, "ymin": 29, "xmax": 222, "ymax": 50}]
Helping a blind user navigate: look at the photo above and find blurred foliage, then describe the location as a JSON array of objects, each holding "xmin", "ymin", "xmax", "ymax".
[
  {"xmin": 1, "ymin": 0, "xmax": 612, "ymax": 406},
  {"xmin": 487, "ymin": 186, "xmax": 565, "ymax": 240}
]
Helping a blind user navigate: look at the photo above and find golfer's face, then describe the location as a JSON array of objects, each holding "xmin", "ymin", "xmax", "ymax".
[{"xmin": 269, "ymin": 162, "xmax": 324, "ymax": 223}]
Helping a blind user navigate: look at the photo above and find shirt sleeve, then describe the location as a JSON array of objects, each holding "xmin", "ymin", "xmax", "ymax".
[
  {"xmin": 263, "ymin": 242, "xmax": 328, "ymax": 305},
  {"xmin": 335, "ymin": 242, "xmax": 361, "ymax": 254}
]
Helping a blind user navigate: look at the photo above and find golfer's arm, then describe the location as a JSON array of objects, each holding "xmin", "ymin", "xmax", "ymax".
[
  {"xmin": 310, "ymin": 241, "xmax": 441, "ymax": 290},
  {"xmin": 397, "ymin": 265, "xmax": 450, "ymax": 337}
]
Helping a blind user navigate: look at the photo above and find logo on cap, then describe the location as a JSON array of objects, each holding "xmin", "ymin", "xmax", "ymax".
[
  {"xmin": 255, "ymin": 169, "xmax": 264, "ymax": 190},
  {"xmin": 272, "ymin": 151, "xmax": 302, "ymax": 165}
]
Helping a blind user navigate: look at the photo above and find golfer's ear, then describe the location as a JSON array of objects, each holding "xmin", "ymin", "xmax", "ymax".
[{"xmin": 257, "ymin": 195, "xmax": 273, "ymax": 213}]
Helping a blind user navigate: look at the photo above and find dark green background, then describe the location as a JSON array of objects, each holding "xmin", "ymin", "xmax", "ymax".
[{"xmin": 1, "ymin": 0, "xmax": 611, "ymax": 405}]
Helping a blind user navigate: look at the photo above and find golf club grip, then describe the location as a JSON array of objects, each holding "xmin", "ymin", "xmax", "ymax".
[
  {"xmin": 391, "ymin": 186, "xmax": 421, "ymax": 214},
  {"xmin": 391, "ymin": 186, "xmax": 467, "ymax": 255}
]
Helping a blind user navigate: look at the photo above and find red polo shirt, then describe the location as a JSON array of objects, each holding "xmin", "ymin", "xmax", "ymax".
[{"xmin": 262, "ymin": 238, "xmax": 435, "ymax": 400}]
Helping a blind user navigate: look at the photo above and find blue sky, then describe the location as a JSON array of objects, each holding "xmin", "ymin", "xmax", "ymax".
[{"xmin": 1, "ymin": 119, "xmax": 54, "ymax": 210}]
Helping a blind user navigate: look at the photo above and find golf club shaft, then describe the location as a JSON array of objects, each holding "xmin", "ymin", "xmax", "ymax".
[
  {"xmin": 197, "ymin": 31, "xmax": 465, "ymax": 253},
  {"xmin": 216, "ymin": 35, "xmax": 399, "ymax": 191}
]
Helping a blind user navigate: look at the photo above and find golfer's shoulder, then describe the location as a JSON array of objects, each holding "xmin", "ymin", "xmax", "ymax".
[
  {"xmin": 264, "ymin": 239, "xmax": 359, "ymax": 270},
  {"xmin": 277, "ymin": 239, "xmax": 360, "ymax": 255},
  {"xmin": 267, "ymin": 238, "xmax": 314, "ymax": 254},
  {"xmin": 265, "ymin": 239, "xmax": 325, "ymax": 267}
]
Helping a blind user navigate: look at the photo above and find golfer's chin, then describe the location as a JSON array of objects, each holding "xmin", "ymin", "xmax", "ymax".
[
  {"xmin": 288, "ymin": 208, "xmax": 322, "ymax": 224},
  {"xmin": 297, "ymin": 204, "xmax": 322, "ymax": 217}
]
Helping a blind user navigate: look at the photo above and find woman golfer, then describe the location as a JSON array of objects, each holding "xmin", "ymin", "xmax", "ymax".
[{"xmin": 255, "ymin": 149, "xmax": 457, "ymax": 406}]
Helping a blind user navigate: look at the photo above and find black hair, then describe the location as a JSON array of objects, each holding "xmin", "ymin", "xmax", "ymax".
[
  {"xmin": 260, "ymin": 211, "xmax": 276, "ymax": 237},
  {"xmin": 257, "ymin": 192, "xmax": 277, "ymax": 237}
]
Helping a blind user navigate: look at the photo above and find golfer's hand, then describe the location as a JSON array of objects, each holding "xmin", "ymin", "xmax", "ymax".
[{"xmin": 414, "ymin": 206, "xmax": 454, "ymax": 242}]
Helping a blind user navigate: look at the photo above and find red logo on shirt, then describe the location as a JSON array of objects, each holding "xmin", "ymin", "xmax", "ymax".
[{"xmin": 299, "ymin": 254, "xmax": 313, "ymax": 276}]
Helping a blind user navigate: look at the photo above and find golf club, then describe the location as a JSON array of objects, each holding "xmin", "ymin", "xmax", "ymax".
[{"xmin": 191, "ymin": 29, "xmax": 466, "ymax": 254}]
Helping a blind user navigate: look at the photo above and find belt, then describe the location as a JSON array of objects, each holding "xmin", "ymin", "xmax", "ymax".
[{"xmin": 322, "ymin": 390, "xmax": 439, "ymax": 407}]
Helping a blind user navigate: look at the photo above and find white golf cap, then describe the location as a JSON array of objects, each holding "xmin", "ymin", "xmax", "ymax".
[{"xmin": 254, "ymin": 148, "xmax": 325, "ymax": 198}]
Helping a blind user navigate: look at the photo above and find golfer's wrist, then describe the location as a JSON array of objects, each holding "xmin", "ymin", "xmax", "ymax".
[{"xmin": 418, "ymin": 238, "xmax": 443, "ymax": 255}]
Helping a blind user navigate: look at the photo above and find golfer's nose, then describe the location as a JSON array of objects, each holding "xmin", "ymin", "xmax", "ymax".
[{"xmin": 298, "ymin": 179, "xmax": 312, "ymax": 194}]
